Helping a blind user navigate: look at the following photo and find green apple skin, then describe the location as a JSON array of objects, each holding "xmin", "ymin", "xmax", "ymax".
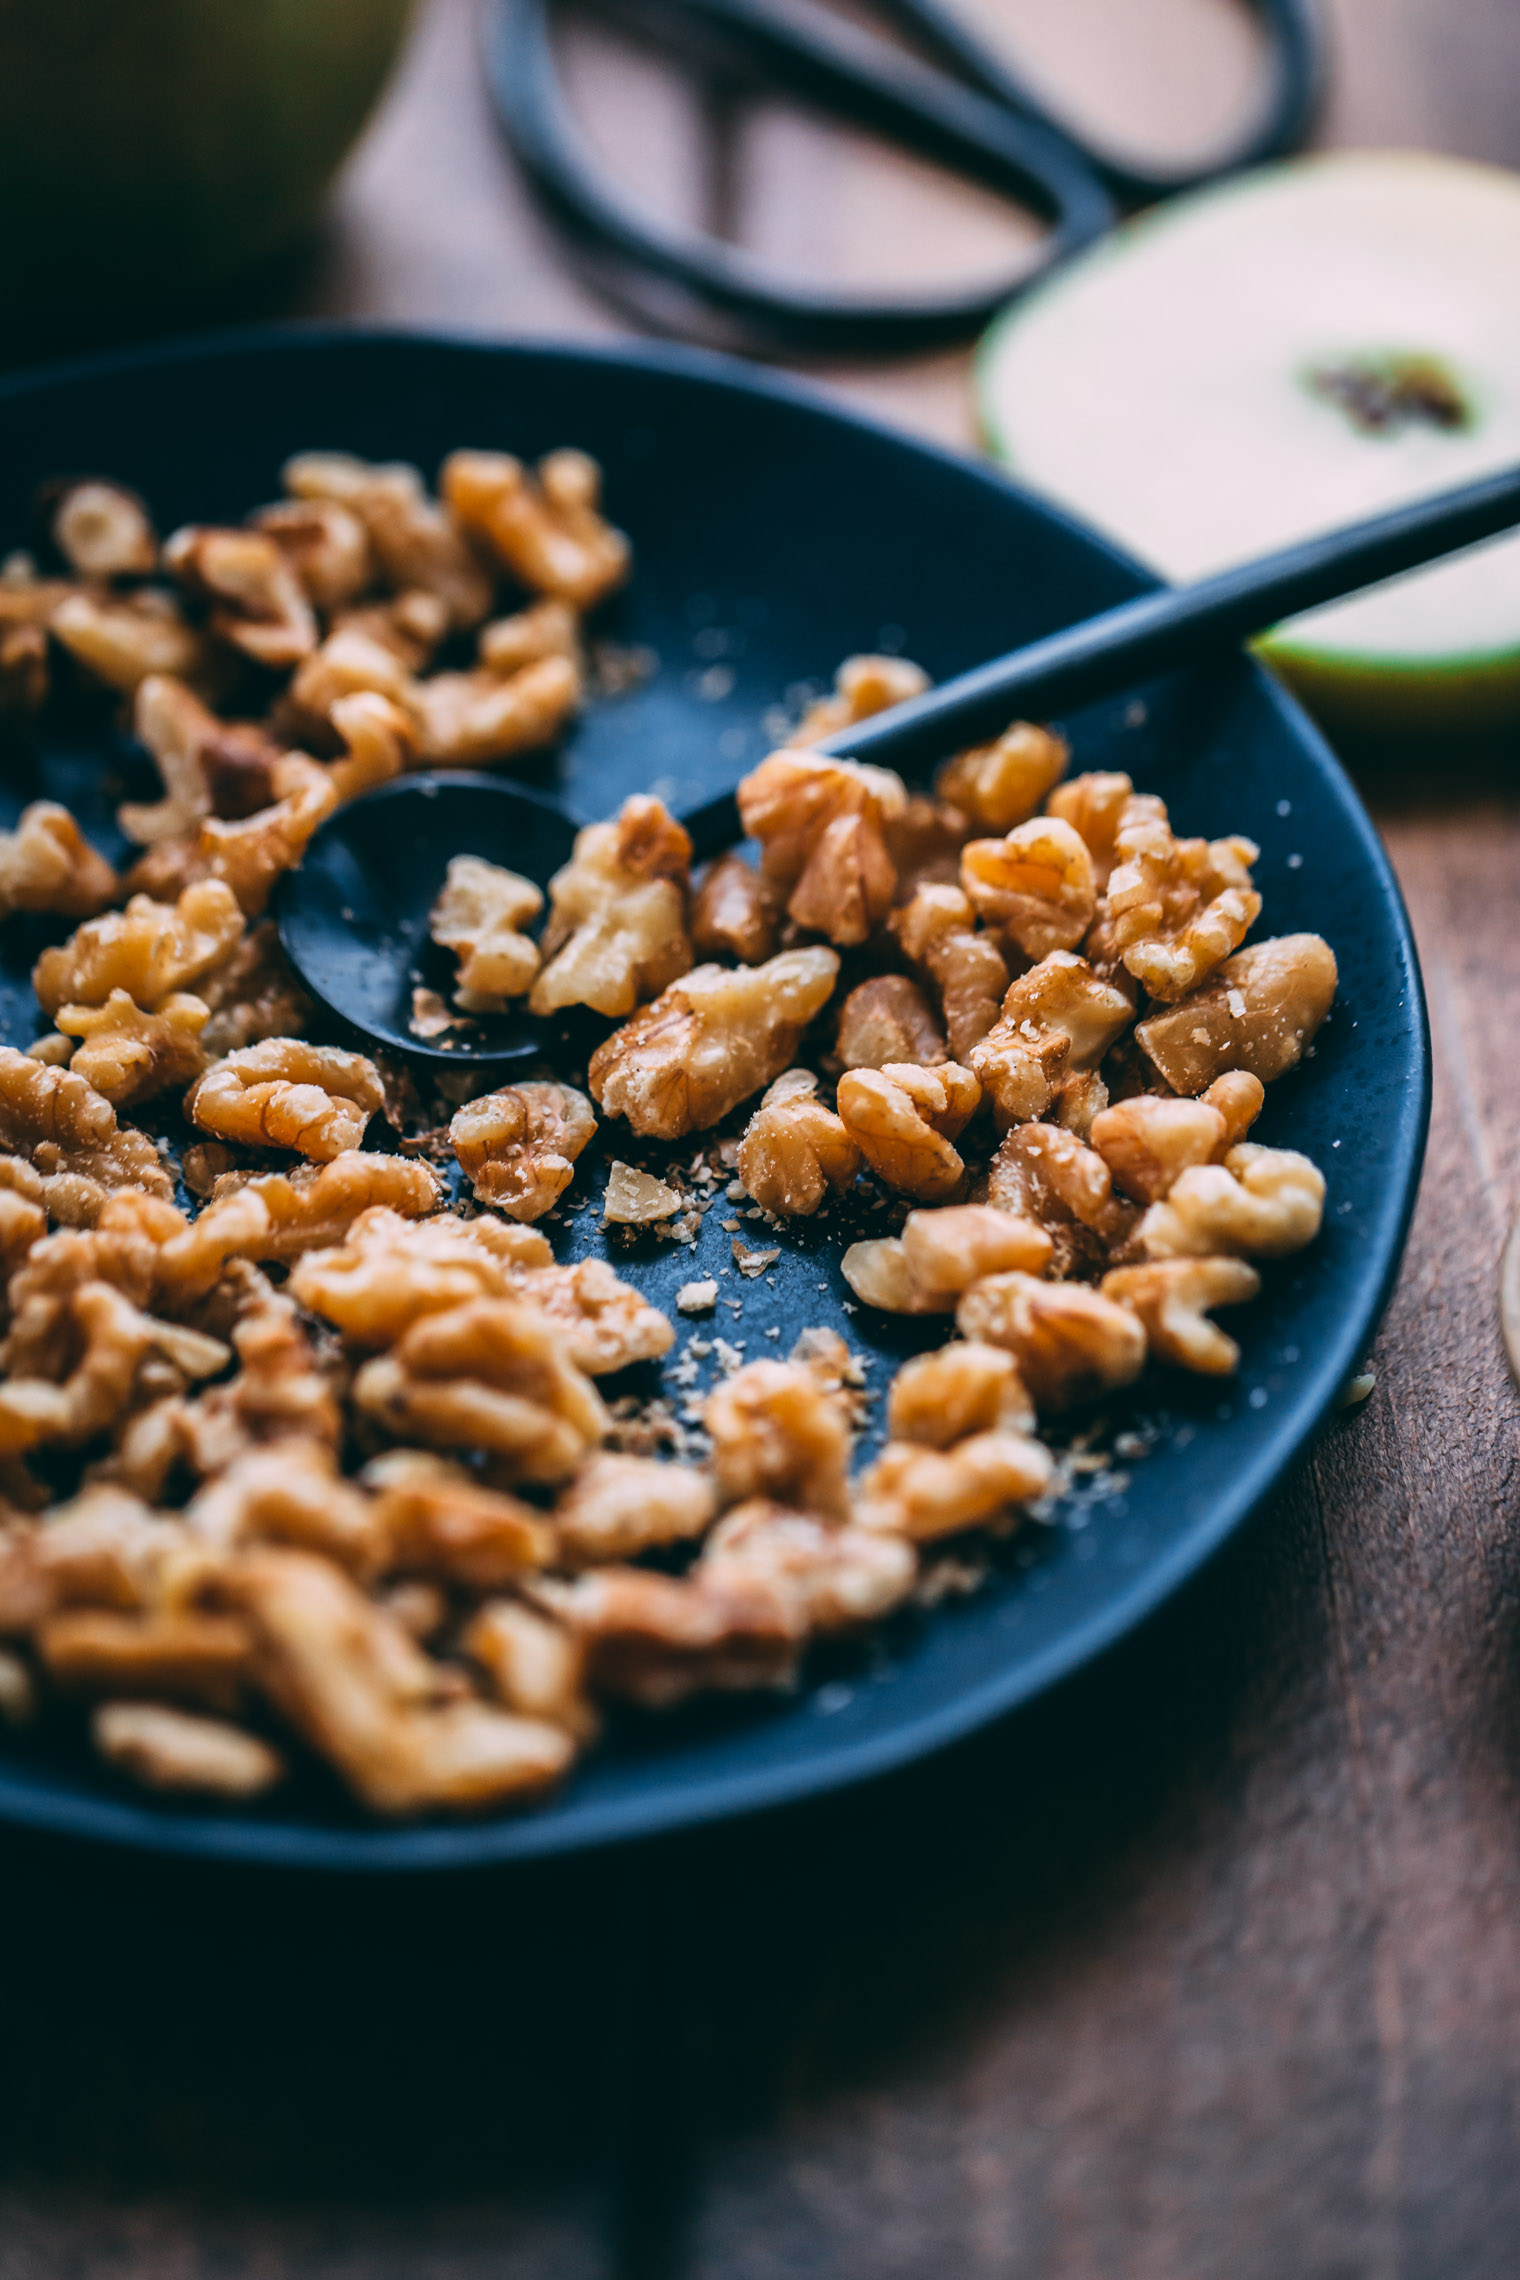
[{"xmin": 0, "ymin": 0, "xmax": 413, "ymax": 331}]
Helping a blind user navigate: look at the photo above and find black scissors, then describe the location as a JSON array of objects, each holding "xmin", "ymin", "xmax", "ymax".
[{"xmin": 483, "ymin": 0, "xmax": 1322, "ymax": 353}]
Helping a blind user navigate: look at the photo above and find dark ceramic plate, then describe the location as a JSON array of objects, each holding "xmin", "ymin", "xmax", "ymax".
[{"xmin": 0, "ymin": 329, "xmax": 1428, "ymax": 1868}]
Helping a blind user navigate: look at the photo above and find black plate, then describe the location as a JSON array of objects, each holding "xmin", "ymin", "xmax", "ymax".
[{"xmin": 0, "ymin": 328, "xmax": 1428, "ymax": 1868}]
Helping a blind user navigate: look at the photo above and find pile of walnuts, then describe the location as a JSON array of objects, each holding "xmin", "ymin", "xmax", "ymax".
[{"xmin": 0, "ymin": 452, "xmax": 1335, "ymax": 1818}]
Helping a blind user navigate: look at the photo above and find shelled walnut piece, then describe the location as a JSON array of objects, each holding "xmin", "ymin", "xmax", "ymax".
[
  {"xmin": 449, "ymin": 1080, "xmax": 595, "ymax": 1218},
  {"xmin": 430, "ymin": 857, "xmax": 544, "ymax": 1011},
  {"xmin": 0, "ymin": 803, "xmax": 117, "ymax": 923},
  {"xmin": 530, "ymin": 796, "xmax": 692, "ymax": 1019},
  {"xmin": 739, "ymin": 750, "xmax": 907, "ymax": 946},
  {"xmin": 186, "ymin": 1039, "xmax": 385, "ymax": 1162}
]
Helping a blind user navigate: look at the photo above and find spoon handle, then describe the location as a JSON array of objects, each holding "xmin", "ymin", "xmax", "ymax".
[{"xmin": 817, "ymin": 459, "xmax": 1520, "ymax": 774}]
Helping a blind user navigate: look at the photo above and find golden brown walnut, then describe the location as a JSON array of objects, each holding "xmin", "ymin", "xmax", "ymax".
[
  {"xmin": 0, "ymin": 1165, "xmax": 46, "ymax": 1276},
  {"xmin": 92, "ymin": 1701, "xmax": 285, "ymax": 1799},
  {"xmin": 57, "ymin": 989, "xmax": 209, "ymax": 1107},
  {"xmin": 50, "ymin": 587, "xmax": 212, "ymax": 693},
  {"xmin": 961, "ymin": 816, "xmax": 1097, "ymax": 960},
  {"xmin": 362, "ymin": 1449, "xmax": 554, "ymax": 1586},
  {"xmin": 449, "ymin": 1080, "xmax": 595, "ymax": 1218},
  {"xmin": 51, "ymin": 480, "xmax": 158, "ymax": 578},
  {"xmin": 196, "ymin": 921, "xmax": 313, "ymax": 1058},
  {"xmin": 791, "ymin": 653, "xmax": 929, "ymax": 744},
  {"xmin": 690, "ymin": 851, "xmax": 780, "ymax": 965},
  {"xmin": 854, "ymin": 1430, "xmax": 1053, "ymax": 1542},
  {"xmin": 981, "ymin": 1122, "xmax": 1134, "ymax": 1275},
  {"xmin": 835, "ymin": 975, "xmax": 945, "ymax": 1070},
  {"xmin": 186, "ymin": 1442, "xmax": 382, "ymax": 1574},
  {"xmin": 2, "ymin": 1190, "xmax": 181, "ymax": 1344},
  {"xmin": 0, "ymin": 1047, "xmax": 173, "ymax": 1205},
  {"xmin": 1135, "ymin": 935, "xmax": 1338, "ymax": 1095},
  {"xmin": 186, "ymin": 1039, "xmax": 385, "ymax": 1162},
  {"xmin": 1201, "ymin": 1070, "xmax": 1266, "ymax": 1147},
  {"xmin": 841, "ymin": 1206, "xmax": 1047, "ymax": 1315},
  {"xmin": 552, "ymin": 1452, "xmax": 716, "ymax": 1566},
  {"xmin": 441, "ymin": 447, "xmax": 630, "ymax": 609},
  {"xmin": 0, "ymin": 1486, "xmax": 203, "ymax": 1631},
  {"xmin": 353, "ymin": 1296, "xmax": 608, "ymax": 1481},
  {"xmin": 936, "ymin": 720, "xmax": 1067, "ymax": 833},
  {"xmin": 1139, "ymin": 1142, "xmax": 1326, "ymax": 1260},
  {"xmin": 1102, "ymin": 1256, "xmax": 1261, "ymax": 1373},
  {"xmin": 200, "ymin": 1293, "xmax": 344, "ymax": 1461},
  {"xmin": 601, "ymin": 1161, "xmax": 680, "ymax": 1224},
  {"xmin": 230, "ymin": 1546, "xmax": 574, "ymax": 1816},
  {"xmin": 161, "ymin": 1156, "xmax": 441, "ymax": 1304},
  {"xmin": 250, "ymin": 496, "xmax": 374, "ymax": 612},
  {"xmin": 411, "ymin": 655, "xmax": 582, "ymax": 766},
  {"xmin": 736, "ymin": 1069, "xmax": 860, "ymax": 1217},
  {"xmin": 430, "ymin": 857, "xmax": 543, "ymax": 1011},
  {"xmin": 886, "ymin": 794, "xmax": 968, "ymax": 899},
  {"xmin": 699, "ymin": 1499, "xmax": 917, "ymax": 1627},
  {"xmin": 327, "ymin": 690, "xmax": 416, "ymax": 802},
  {"xmin": 704, "ymin": 1358, "xmax": 851, "ymax": 1519},
  {"xmin": 335, "ymin": 591, "xmax": 452, "ymax": 669},
  {"xmin": 737, "ymin": 750, "xmax": 907, "ymax": 946},
  {"xmin": 284, "ymin": 623, "xmax": 416, "ymax": 729},
  {"xmin": 283, "ymin": 452, "xmax": 494, "ymax": 630},
  {"xmin": 969, "ymin": 952, "xmax": 1134, "ymax": 1129},
  {"xmin": 513, "ymin": 1257, "xmax": 676, "ymax": 1376},
  {"xmin": 530, "ymin": 796, "xmax": 692, "ymax": 1019},
  {"xmin": 120, "ymin": 675, "xmax": 281, "ymax": 847},
  {"xmin": 1089, "ymin": 1090, "xmax": 1251, "ymax": 1203},
  {"xmin": 533, "ymin": 1563, "xmax": 803, "ymax": 1708},
  {"xmin": 1046, "ymin": 770, "xmax": 1134, "ymax": 888},
  {"xmin": 194, "ymin": 751, "xmax": 340, "ymax": 916},
  {"xmin": 0, "ymin": 1282, "xmax": 208, "ymax": 1457},
  {"xmin": 165, "ymin": 524, "xmax": 318, "ymax": 668},
  {"xmin": 462, "ymin": 1599, "xmax": 598, "ymax": 1740},
  {"xmin": 890, "ymin": 884, "xmax": 1010, "ymax": 1062},
  {"xmin": 835, "ymin": 1060, "xmax": 980, "ymax": 1203},
  {"xmin": 37, "ymin": 1606, "xmax": 253, "ymax": 1712},
  {"xmin": 1099, "ymin": 793, "xmax": 1260, "ymax": 1001},
  {"xmin": 956, "ymin": 1272, "xmax": 1148, "ymax": 1412},
  {"xmin": 33, "ymin": 879, "xmax": 243, "ymax": 1017},
  {"xmin": 478, "ymin": 596, "xmax": 580, "ymax": 676},
  {"xmin": 886, "ymin": 1339, "xmax": 1035, "ymax": 1446},
  {"xmin": 289, "ymin": 1207, "xmax": 548, "ymax": 1347},
  {"xmin": 0, "ymin": 802, "xmax": 117, "ymax": 923},
  {"xmin": 589, "ymin": 946, "xmax": 840, "ymax": 1140}
]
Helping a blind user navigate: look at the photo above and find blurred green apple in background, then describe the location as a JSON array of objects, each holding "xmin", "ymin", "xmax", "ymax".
[{"xmin": 0, "ymin": 0, "xmax": 413, "ymax": 340}]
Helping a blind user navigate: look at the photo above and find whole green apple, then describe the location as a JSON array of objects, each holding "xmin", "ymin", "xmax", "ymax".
[{"xmin": 0, "ymin": 0, "xmax": 413, "ymax": 335}]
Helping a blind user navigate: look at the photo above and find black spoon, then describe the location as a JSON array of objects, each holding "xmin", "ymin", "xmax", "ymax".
[{"xmin": 276, "ymin": 460, "xmax": 1520, "ymax": 1067}]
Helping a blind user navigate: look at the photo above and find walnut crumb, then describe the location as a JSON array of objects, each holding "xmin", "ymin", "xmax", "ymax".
[
  {"xmin": 677, "ymin": 1279, "xmax": 718, "ymax": 1313},
  {"xmin": 733, "ymin": 1241, "xmax": 781, "ymax": 1279},
  {"xmin": 603, "ymin": 1161, "xmax": 681, "ymax": 1224}
]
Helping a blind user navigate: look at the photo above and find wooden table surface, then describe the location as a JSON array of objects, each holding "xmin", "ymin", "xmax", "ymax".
[{"xmin": 6, "ymin": 4, "xmax": 1520, "ymax": 2275}]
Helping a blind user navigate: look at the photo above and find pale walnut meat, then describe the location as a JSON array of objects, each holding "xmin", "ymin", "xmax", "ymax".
[
  {"xmin": 890, "ymin": 885, "xmax": 1010, "ymax": 1062},
  {"xmin": 0, "ymin": 802, "xmax": 117, "ymax": 922},
  {"xmin": 1135, "ymin": 935, "xmax": 1338, "ymax": 1095},
  {"xmin": 705, "ymin": 1358, "xmax": 851, "ymax": 1519},
  {"xmin": 249, "ymin": 496, "xmax": 374, "ymax": 613},
  {"xmin": 969, "ymin": 953, "xmax": 1133, "ymax": 1130},
  {"xmin": 1202, "ymin": 1070, "xmax": 1265, "ymax": 1147},
  {"xmin": 165, "ymin": 524, "xmax": 318, "ymax": 669},
  {"xmin": 982, "ymin": 1122, "xmax": 1134, "ymax": 1277},
  {"xmin": 478, "ymin": 597, "xmax": 580, "ymax": 677},
  {"xmin": 50, "ymin": 480, "xmax": 158, "ymax": 578},
  {"xmin": 601, "ymin": 1162, "xmax": 680, "ymax": 1224},
  {"xmin": 33, "ymin": 879, "xmax": 244, "ymax": 1018},
  {"xmin": 956, "ymin": 1272, "xmax": 1148, "ymax": 1412},
  {"xmin": 1100, "ymin": 793, "xmax": 1260, "ymax": 1001},
  {"xmin": 961, "ymin": 816, "xmax": 1098, "ymax": 962},
  {"xmin": 186, "ymin": 1039, "xmax": 385, "ymax": 1162},
  {"xmin": 531, "ymin": 796, "xmax": 692, "ymax": 1019},
  {"xmin": 195, "ymin": 752, "xmax": 340, "ymax": 916},
  {"xmin": 449, "ymin": 1080, "xmax": 594, "ymax": 1219},
  {"xmin": 552, "ymin": 1452, "xmax": 716, "ymax": 1567},
  {"xmin": 1102, "ymin": 1256, "xmax": 1261, "ymax": 1374},
  {"xmin": 288, "ymin": 1207, "xmax": 548, "ymax": 1347},
  {"xmin": 690, "ymin": 851, "xmax": 780, "ymax": 966},
  {"xmin": 790, "ymin": 653, "xmax": 929, "ymax": 744},
  {"xmin": 1139, "ymin": 1142, "xmax": 1326, "ymax": 1261},
  {"xmin": 886, "ymin": 1339, "xmax": 1035, "ymax": 1447},
  {"xmin": 513, "ymin": 1257, "xmax": 676, "ymax": 1376},
  {"xmin": 196, "ymin": 921, "xmax": 313, "ymax": 1058},
  {"xmin": 353, "ymin": 1297, "xmax": 608, "ymax": 1482},
  {"xmin": 533, "ymin": 1563, "xmax": 802, "ymax": 1708},
  {"xmin": 737, "ymin": 751, "xmax": 907, "ymax": 946},
  {"xmin": 410, "ymin": 655, "xmax": 582, "ymax": 767},
  {"xmin": 284, "ymin": 624, "xmax": 416, "ymax": 730},
  {"xmin": 0, "ymin": 1047, "xmax": 173, "ymax": 1205},
  {"xmin": 362, "ymin": 1450, "xmax": 554, "ymax": 1587},
  {"xmin": 283, "ymin": 452, "xmax": 494, "ymax": 631},
  {"xmin": 50, "ymin": 587, "xmax": 212, "ymax": 694},
  {"xmin": 230, "ymin": 1546, "xmax": 574, "ymax": 1817},
  {"xmin": 855, "ymin": 1431, "xmax": 1053, "ymax": 1542},
  {"xmin": 842, "ymin": 1203, "xmax": 1051, "ymax": 1315},
  {"xmin": 161, "ymin": 1156, "xmax": 440, "ymax": 1308},
  {"xmin": 37, "ymin": 1606, "xmax": 253, "ymax": 1712},
  {"xmin": 736, "ymin": 1070, "xmax": 860, "ymax": 1218},
  {"xmin": 462, "ymin": 1600, "xmax": 597, "ymax": 1741},
  {"xmin": 1046, "ymin": 770, "xmax": 1134, "ymax": 889},
  {"xmin": 335, "ymin": 590, "xmax": 452, "ymax": 672},
  {"xmin": 327, "ymin": 690, "xmax": 416, "ymax": 803},
  {"xmin": 1089, "ymin": 1083, "xmax": 1260, "ymax": 1206},
  {"xmin": 92, "ymin": 1701, "xmax": 285, "ymax": 1799},
  {"xmin": 936, "ymin": 720, "xmax": 1067, "ymax": 833},
  {"xmin": 441, "ymin": 447, "xmax": 630, "ymax": 609},
  {"xmin": 430, "ymin": 857, "xmax": 544, "ymax": 1011},
  {"xmin": 699, "ymin": 1499, "xmax": 917, "ymax": 1628},
  {"xmin": 57, "ymin": 990, "xmax": 209, "ymax": 1108},
  {"xmin": 0, "ymin": 1282, "xmax": 192, "ymax": 1458},
  {"xmin": 835, "ymin": 1061, "xmax": 980, "ymax": 1203},
  {"xmin": 186, "ymin": 1442, "xmax": 383, "ymax": 1575},
  {"xmin": 589, "ymin": 947, "xmax": 840, "ymax": 1140},
  {"xmin": 835, "ymin": 975, "xmax": 945, "ymax": 1070}
]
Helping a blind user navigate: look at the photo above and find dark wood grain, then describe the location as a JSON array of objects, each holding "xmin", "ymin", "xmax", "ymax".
[{"xmin": 6, "ymin": 3, "xmax": 1520, "ymax": 2276}]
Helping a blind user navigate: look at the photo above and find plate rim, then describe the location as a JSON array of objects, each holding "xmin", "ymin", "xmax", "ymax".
[{"xmin": 0, "ymin": 321, "xmax": 1432, "ymax": 1870}]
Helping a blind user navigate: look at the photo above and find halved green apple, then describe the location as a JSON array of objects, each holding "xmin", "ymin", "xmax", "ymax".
[{"xmin": 977, "ymin": 151, "xmax": 1520, "ymax": 733}]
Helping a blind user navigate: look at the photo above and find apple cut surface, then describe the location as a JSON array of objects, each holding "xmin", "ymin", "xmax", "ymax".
[{"xmin": 977, "ymin": 151, "xmax": 1520, "ymax": 731}]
